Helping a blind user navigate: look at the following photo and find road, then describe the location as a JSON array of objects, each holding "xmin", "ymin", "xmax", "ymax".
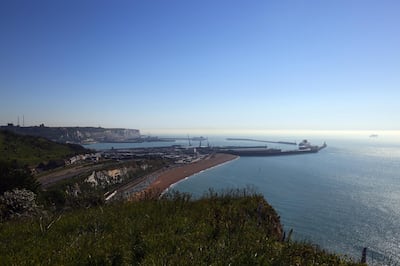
[{"xmin": 37, "ymin": 163, "xmax": 105, "ymax": 188}]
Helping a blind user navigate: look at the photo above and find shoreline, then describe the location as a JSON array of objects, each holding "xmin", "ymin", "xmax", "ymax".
[
  {"xmin": 161, "ymin": 155, "xmax": 240, "ymax": 196},
  {"xmin": 133, "ymin": 153, "xmax": 238, "ymax": 199}
]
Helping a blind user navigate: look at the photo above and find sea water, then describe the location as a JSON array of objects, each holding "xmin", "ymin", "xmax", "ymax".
[
  {"xmin": 171, "ymin": 135, "xmax": 400, "ymax": 265},
  {"xmin": 85, "ymin": 134, "xmax": 400, "ymax": 264}
]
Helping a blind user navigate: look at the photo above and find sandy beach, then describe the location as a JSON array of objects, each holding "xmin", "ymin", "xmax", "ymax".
[{"xmin": 133, "ymin": 153, "xmax": 238, "ymax": 199}]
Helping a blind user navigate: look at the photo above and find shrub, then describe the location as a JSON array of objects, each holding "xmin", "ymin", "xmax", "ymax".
[
  {"xmin": 0, "ymin": 161, "xmax": 40, "ymax": 194},
  {"xmin": 0, "ymin": 188, "xmax": 39, "ymax": 220}
]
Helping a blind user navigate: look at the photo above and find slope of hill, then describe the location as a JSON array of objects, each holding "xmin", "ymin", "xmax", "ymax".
[
  {"xmin": 0, "ymin": 192, "xmax": 364, "ymax": 265},
  {"xmin": 0, "ymin": 130, "xmax": 89, "ymax": 166},
  {"xmin": 0, "ymin": 125, "xmax": 140, "ymax": 144}
]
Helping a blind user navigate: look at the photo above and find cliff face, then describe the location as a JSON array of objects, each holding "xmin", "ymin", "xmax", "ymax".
[
  {"xmin": 0, "ymin": 125, "xmax": 140, "ymax": 144},
  {"xmin": 85, "ymin": 166, "xmax": 137, "ymax": 188}
]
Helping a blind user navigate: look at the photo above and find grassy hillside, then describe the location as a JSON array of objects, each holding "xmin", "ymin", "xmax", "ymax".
[
  {"xmin": 0, "ymin": 130, "xmax": 89, "ymax": 166},
  {"xmin": 0, "ymin": 192, "xmax": 363, "ymax": 265}
]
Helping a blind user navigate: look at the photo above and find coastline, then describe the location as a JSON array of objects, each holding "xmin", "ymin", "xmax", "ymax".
[
  {"xmin": 133, "ymin": 153, "xmax": 238, "ymax": 199},
  {"xmin": 161, "ymin": 155, "xmax": 240, "ymax": 196}
]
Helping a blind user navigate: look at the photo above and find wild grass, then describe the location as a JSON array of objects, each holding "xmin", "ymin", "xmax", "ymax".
[
  {"xmin": 0, "ymin": 130, "xmax": 88, "ymax": 166},
  {"xmin": 0, "ymin": 190, "xmax": 364, "ymax": 265}
]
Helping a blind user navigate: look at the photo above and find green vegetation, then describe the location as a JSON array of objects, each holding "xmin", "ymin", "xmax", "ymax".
[
  {"xmin": 0, "ymin": 130, "xmax": 89, "ymax": 166},
  {"xmin": 0, "ymin": 161, "xmax": 40, "ymax": 194},
  {"xmin": 0, "ymin": 191, "xmax": 363, "ymax": 265}
]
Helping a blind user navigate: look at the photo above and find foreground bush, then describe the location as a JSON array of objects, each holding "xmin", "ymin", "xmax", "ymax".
[
  {"xmin": 0, "ymin": 188, "xmax": 39, "ymax": 220},
  {"xmin": 0, "ymin": 191, "xmax": 363, "ymax": 265},
  {"xmin": 0, "ymin": 161, "xmax": 40, "ymax": 194}
]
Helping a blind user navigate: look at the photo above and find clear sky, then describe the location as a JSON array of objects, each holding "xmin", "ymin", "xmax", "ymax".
[{"xmin": 1, "ymin": 0, "xmax": 399, "ymax": 133}]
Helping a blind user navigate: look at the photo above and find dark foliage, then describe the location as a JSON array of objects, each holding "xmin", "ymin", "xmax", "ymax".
[{"xmin": 0, "ymin": 161, "xmax": 40, "ymax": 194}]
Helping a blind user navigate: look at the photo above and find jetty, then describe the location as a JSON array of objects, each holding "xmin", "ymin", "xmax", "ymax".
[
  {"xmin": 216, "ymin": 141, "xmax": 327, "ymax": 157},
  {"xmin": 226, "ymin": 138, "xmax": 297, "ymax": 145}
]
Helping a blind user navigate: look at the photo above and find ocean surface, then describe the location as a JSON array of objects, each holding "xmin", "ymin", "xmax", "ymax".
[{"xmin": 85, "ymin": 133, "xmax": 400, "ymax": 265}]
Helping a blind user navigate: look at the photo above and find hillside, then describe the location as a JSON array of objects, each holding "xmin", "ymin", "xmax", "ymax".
[
  {"xmin": 0, "ymin": 192, "xmax": 364, "ymax": 265},
  {"xmin": 0, "ymin": 125, "xmax": 140, "ymax": 144},
  {"xmin": 0, "ymin": 130, "xmax": 89, "ymax": 166}
]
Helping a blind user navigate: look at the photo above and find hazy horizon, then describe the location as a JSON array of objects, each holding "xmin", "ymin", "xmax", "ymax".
[
  {"xmin": 2, "ymin": 122, "xmax": 400, "ymax": 139},
  {"xmin": 1, "ymin": 1, "xmax": 399, "ymax": 131}
]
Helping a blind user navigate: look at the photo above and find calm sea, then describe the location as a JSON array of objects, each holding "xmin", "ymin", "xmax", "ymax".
[{"xmin": 85, "ymin": 134, "xmax": 400, "ymax": 265}]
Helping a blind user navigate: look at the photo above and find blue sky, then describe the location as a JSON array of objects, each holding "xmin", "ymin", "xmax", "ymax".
[{"xmin": 1, "ymin": 0, "xmax": 399, "ymax": 133}]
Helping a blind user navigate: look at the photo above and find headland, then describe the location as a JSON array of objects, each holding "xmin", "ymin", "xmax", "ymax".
[{"xmin": 0, "ymin": 124, "xmax": 140, "ymax": 144}]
